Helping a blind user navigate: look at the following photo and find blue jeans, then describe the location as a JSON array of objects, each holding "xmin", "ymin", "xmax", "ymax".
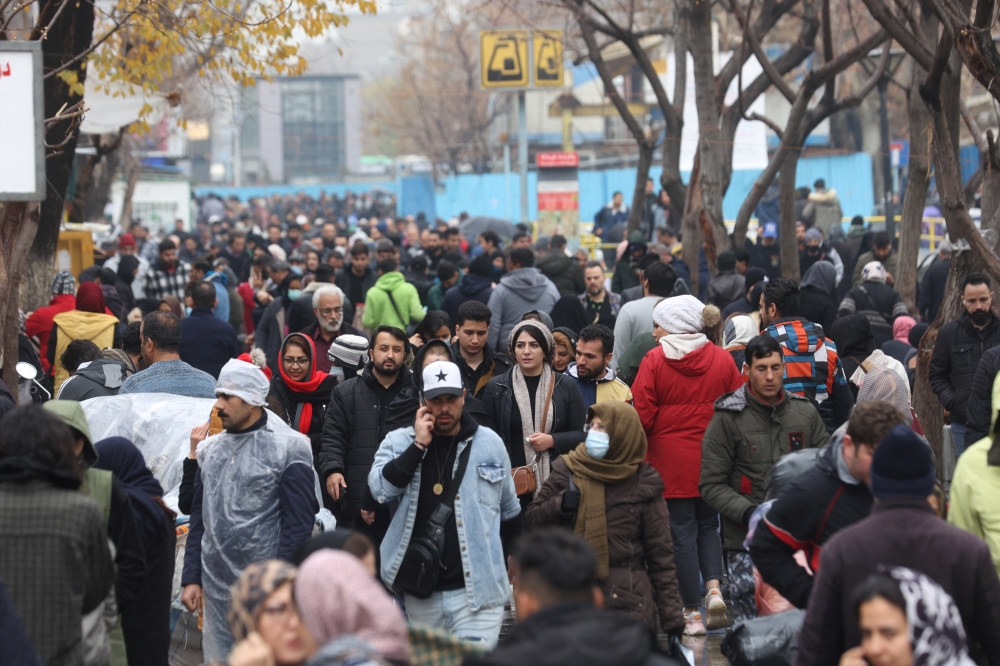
[
  {"xmin": 952, "ymin": 422, "xmax": 967, "ymax": 457},
  {"xmin": 404, "ymin": 589, "xmax": 504, "ymax": 649},
  {"xmin": 667, "ymin": 498, "xmax": 725, "ymax": 609}
]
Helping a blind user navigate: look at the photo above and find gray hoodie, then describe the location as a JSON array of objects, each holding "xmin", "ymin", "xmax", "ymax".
[
  {"xmin": 487, "ymin": 267, "xmax": 561, "ymax": 350},
  {"xmin": 56, "ymin": 358, "xmax": 130, "ymax": 401}
]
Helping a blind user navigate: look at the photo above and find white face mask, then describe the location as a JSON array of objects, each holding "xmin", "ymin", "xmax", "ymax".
[
  {"xmin": 585, "ymin": 430, "xmax": 610, "ymax": 459},
  {"xmin": 330, "ymin": 366, "xmax": 345, "ymax": 382}
]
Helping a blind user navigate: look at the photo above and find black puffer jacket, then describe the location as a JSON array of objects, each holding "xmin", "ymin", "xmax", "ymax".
[
  {"xmin": 463, "ymin": 602, "xmax": 684, "ymax": 666},
  {"xmin": 318, "ymin": 363, "xmax": 410, "ymax": 515},
  {"xmin": 480, "ymin": 367, "xmax": 586, "ymax": 465},
  {"xmin": 929, "ymin": 311, "xmax": 1000, "ymax": 425},
  {"xmin": 749, "ymin": 434, "xmax": 873, "ymax": 609},
  {"xmin": 963, "ymin": 344, "xmax": 1000, "ymax": 444}
]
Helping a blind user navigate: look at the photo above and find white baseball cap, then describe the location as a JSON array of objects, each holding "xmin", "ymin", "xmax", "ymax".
[{"xmin": 421, "ymin": 361, "xmax": 464, "ymax": 400}]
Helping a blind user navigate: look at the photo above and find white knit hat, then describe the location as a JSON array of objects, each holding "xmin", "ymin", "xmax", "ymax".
[
  {"xmin": 653, "ymin": 295, "xmax": 706, "ymax": 334},
  {"xmin": 216, "ymin": 358, "xmax": 271, "ymax": 407}
]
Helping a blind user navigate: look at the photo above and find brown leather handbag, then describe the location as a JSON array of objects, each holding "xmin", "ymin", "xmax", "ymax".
[
  {"xmin": 512, "ymin": 453, "xmax": 540, "ymax": 495},
  {"xmin": 510, "ymin": 376, "xmax": 556, "ymax": 495}
]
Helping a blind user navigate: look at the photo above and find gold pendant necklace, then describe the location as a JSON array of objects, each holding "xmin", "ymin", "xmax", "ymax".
[{"xmin": 432, "ymin": 434, "xmax": 457, "ymax": 497}]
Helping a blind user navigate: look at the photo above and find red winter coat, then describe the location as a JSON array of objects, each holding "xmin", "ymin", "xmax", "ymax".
[
  {"xmin": 632, "ymin": 341, "xmax": 744, "ymax": 498},
  {"xmin": 25, "ymin": 294, "xmax": 76, "ymax": 373}
]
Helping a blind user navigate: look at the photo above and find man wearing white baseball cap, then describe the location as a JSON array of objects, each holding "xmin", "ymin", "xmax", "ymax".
[
  {"xmin": 370, "ymin": 360, "xmax": 522, "ymax": 648},
  {"xmin": 180, "ymin": 357, "xmax": 319, "ymax": 662}
]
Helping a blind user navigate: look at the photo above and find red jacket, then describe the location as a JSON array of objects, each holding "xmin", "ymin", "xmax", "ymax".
[
  {"xmin": 633, "ymin": 341, "xmax": 744, "ymax": 498},
  {"xmin": 237, "ymin": 282, "xmax": 257, "ymax": 334},
  {"xmin": 25, "ymin": 294, "xmax": 76, "ymax": 373}
]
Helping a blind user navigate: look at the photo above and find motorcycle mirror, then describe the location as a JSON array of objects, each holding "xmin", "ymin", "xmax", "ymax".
[{"xmin": 15, "ymin": 362, "xmax": 38, "ymax": 381}]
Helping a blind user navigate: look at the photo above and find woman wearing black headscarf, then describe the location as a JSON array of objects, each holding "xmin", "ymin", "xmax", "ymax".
[
  {"xmin": 115, "ymin": 255, "xmax": 140, "ymax": 315},
  {"xmin": 829, "ymin": 314, "xmax": 875, "ymax": 399},
  {"xmin": 550, "ymin": 296, "xmax": 589, "ymax": 335},
  {"xmin": 93, "ymin": 437, "xmax": 176, "ymax": 666},
  {"xmin": 798, "ymin": 261, "xmax": 838, "ymax": 333}
]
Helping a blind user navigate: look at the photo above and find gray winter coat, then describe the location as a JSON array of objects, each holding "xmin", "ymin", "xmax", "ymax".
[
  {"xmin": 56, "ymin": 358, "xmax": 130, "ymax": 401},
  {"xmin": 487, "ymin": 268, "xmax": 561, "ymax": 350}
]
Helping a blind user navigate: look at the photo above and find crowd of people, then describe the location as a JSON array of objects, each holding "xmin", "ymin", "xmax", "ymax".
[{"xmin": 1, "ymin": 194, "xmax": 999, "ymax": 666}]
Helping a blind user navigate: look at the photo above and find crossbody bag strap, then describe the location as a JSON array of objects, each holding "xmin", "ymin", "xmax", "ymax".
[
  {"xmin": 384, "ymin": 288, "xmax": 406, "ymax": 325},
  {"xmin": 428, "ymin": 440, "xmax": 474, "ymax": 527}
]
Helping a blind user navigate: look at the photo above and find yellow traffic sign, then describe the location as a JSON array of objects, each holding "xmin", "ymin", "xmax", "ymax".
[
  {"xmin": 480, "ymin": 30, "xmax": 529, "ymax": 89},
  {"xmin": 533, "ymin": 30, "xmax": 563, "ymax": 87}
]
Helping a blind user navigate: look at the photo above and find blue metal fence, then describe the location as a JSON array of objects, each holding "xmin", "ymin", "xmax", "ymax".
[{"xmin": 195, "ymin": 152, "xmax": 875, "ymax": 222}]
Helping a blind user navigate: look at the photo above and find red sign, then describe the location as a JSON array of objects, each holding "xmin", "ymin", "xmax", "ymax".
[
  {"xmin": 536, "ymin": 152, "xmax": 579, "ymax": 168},
  {"xmin": 538, "ymin": 191, "xmax": 578, "ymax": 210}
]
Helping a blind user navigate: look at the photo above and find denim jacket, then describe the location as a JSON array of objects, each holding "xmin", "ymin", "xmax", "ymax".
[{"xmin": 369, "ymin": 424, "xmax": 520, "ymax": 611}]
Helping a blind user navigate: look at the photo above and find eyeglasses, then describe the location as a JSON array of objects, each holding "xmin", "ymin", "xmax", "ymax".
[
  {"xmin": 259, "ymin": 601, "xmax": 297, "ymax": 624},
  {"xmin": 318, "ymin": 308, "xmax": 343, "ymax": 318},
  {"xmin": 283, "ymin": 357, "xmax": 310, "ymax": 367},
  {"xmin": 583, "ymin": 423, "xmax": 606, "ymax": 434}
]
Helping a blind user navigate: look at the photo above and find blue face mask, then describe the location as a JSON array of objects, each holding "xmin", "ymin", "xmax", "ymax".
[
  {"xmin": 585, "ymin": 430, "xmax": 610, "ymax": 459},
  {"xmin": 287, "ymin": 289, "xmax": 302, "ymax": 300},
  {"xmin": 291, "ymin": 265, "xmax": 304, "ymax": 276},
  {"xmin": 184, "ymin": 306, "xmax": 192, "ymax": 317}
]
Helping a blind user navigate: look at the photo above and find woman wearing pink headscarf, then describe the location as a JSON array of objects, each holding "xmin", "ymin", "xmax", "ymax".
[
  {"xmin": 881, "ymin": 315, "xmax": 917, "ymax": 365},
  {"xmin": 295, "ymin": 551, "xmax": 410, "ymax": 666}
]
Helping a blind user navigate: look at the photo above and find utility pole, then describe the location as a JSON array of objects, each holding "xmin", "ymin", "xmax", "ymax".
[{"xmin": 518, "ymin": 90, "xmax": 528, "ymax": 225}]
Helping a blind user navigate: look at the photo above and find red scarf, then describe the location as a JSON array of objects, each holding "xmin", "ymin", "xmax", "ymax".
[{"xmin": 278, "ymin": 333, "xmax": 330, "ymax": 434}]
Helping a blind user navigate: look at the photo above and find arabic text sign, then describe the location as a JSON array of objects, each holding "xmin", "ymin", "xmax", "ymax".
[{"xmin": 0, "ymin": 42, "xmax": 45, "ymax": 201}]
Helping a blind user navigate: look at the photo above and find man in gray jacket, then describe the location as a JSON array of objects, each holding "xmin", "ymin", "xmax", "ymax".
[
  {"xmin": 611, "ymin": 261, "xmax": 676, "ymax": 372},
  {"xmin": 487, "ymin": 248, "xmax": 560, "ymax": 350}
]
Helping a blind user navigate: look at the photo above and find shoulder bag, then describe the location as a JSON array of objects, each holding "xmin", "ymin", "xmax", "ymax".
[
  {"xmin": 394, "ymin": 441, "xmax": 473, "ymax": 599},
  {"xmin": 510, "ymin": 375, "xmax": 556, "ymax": 496}
]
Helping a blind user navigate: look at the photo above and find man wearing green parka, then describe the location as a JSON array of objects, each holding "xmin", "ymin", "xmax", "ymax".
[{"xmin": 362, "ymin": 257, "xmax": 426, "ymax": 332}]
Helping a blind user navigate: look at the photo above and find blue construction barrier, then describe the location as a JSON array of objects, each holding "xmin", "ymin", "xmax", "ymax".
[{"xmin": 194, "ymin": 152, "xmax": 875, "ymax": 223}]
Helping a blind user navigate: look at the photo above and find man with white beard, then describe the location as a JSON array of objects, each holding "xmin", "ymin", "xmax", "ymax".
[{"xmin": 300, "ymin": 284, "xmax": 367, "ymax": 373}]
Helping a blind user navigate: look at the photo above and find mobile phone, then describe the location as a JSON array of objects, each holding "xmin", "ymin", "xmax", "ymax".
[{"xmin": 419, "ymin": 394, "xmax": 426, "ymax": 408}]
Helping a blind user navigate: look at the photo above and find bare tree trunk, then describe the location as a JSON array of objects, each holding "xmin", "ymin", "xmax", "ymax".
[
  {"xmin": 779, "ymin": 150, "xmax": 803, "ymax": 282},
  {"xmin": 911, "ymin": 28, "xmax": 1000, "ymax": 471},
  {"xmin": 21, "ymin": 0, "xmax": 97, "ymax": 312},
  {"xmin": 689, "ymin": 0, "xmax": 731, "ymax": 268},
  {"xmin": 682, "ymin": 154, "xmax": 703, "ymax": 296},
  {"xmin": 0, "ymin": 202, "xmax": 42, "ymax": 402},
  {"xmin": 660, "ymin": 3, "xmax": 688, "ymax": 210},
  {"xmin": 981, "ymin": 133, "xmax": 1000, "ymax": 235},
  {"xmin": 85, "ymin": 145, "xmax": 122, "ymax": 221},
  {"xmin": 897, "ymin": 59, "xmax": 933, "ymax": 313},
  {"xmin": 628, "ymin": 140, "xmax": 655, "ymax": 233},
  {"xmin": 70, "ymin": 151, "xmax": 98, "ymax": 224},
  {"xmin": 118, "ymin": 135, "xmax": 142, "ymax": 229}
]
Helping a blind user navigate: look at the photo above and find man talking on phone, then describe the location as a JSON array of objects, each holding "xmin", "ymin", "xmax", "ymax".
[{"xmin": 370, "ymin": 360, "xmax": 522, "ymax": 648}]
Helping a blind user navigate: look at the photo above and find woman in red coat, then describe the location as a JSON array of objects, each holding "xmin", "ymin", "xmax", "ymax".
[{"xmin": 632, "ymin": 295, "xmax": 744, "ymax": 636}]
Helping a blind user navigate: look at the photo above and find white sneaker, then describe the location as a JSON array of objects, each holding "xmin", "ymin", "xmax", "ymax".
[
  {"xmin": 705, "ymin": 588, "xmax": 728, "ymax": 630},
  {"xmin": 684, "ymin": 610, "xmax": 707, "ymax": 636}
]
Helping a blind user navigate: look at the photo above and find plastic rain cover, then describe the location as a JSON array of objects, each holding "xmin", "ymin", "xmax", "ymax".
[
  {"xmin": 196, "ymin": 409, "xmax": 318, "ymax": 659},
  {"xmin": 82, "ymin": 393, "xmax": 217, "ymax": 512},
  {"xmin": 83, "ymin": 393, "xmax": 324, "ymax": 656}
]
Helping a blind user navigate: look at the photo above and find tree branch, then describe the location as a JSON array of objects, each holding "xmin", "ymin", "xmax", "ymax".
[
  {"xmin": 857, "ymin": 0, "xmax": 936, "ymax": 70},
  {"xmin": 732, "ymin": 0, "xmax": 796, "ymax": 103}
]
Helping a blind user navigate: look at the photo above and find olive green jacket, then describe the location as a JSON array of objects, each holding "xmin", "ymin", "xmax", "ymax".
[{"xmin": 699, "ymin": 385, "xmax": 829, "ymax": 551}]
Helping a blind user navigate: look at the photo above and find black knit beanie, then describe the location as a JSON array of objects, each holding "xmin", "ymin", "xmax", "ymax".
[{"xmin": 870, "ymin": 425, "xmax": 936, "ymax": 498}]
